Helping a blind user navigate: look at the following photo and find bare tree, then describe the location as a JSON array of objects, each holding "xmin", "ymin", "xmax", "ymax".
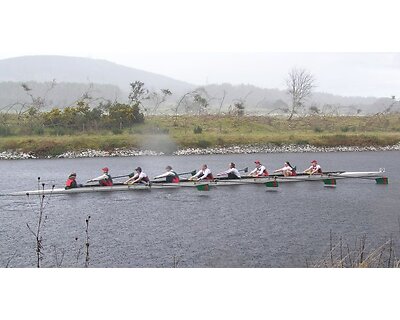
[
  {"xmin": 375, "ymin": 95, "xmax": 400, "ymax": 116},
  {"xmin": 149, "ymin": 89, "xmax": 172, "ymax": 115},
  {"xmin": 286, "ymin": 68, "xmax": 315, "ymax": 120},
  {"xmin": 218, "ymin": 90, "xmax": 226, "ymax": 114}
]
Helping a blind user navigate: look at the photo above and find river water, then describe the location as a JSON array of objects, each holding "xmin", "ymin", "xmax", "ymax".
[{"xmin": 0, "ymin": 151, "xmax": 398, "ymax": 267}]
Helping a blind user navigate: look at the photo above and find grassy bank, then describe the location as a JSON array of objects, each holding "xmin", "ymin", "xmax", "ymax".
[{"xmin": 1, "ymin": 115, "xmax": 400, "ymax": 156}]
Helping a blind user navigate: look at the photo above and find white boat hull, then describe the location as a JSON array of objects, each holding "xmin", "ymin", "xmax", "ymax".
[{"xmin": 5, "ymin": 170, "xmax": 386, "ymax": 196}]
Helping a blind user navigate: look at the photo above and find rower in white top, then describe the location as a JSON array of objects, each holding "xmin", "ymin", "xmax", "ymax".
[
  {"xmin": 249, "ymin": 160, "xmax": 269, "ymax": 177},
  {"xmin": 303, "ymin": 160, "xmax": 322, "ymax": 175},
  {"xmin": 124, "ymin": 167, "xmax": 150, "ymax": 185},
  {"xmin": 273, "ymin": 161, "xmax": 297, "ymax": 177},
  {"xmin": 189, "ymin": 164, "xmax": 214, "ymax": 181},
  {"xmin": 217, "ymin": 162, "xmax": 241, "ymax": 179}
]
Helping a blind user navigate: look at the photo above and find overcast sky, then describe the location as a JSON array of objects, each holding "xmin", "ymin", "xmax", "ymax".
[{"xmin": 1, "ymin": 0, "xmax": 399, "ymax": 97}]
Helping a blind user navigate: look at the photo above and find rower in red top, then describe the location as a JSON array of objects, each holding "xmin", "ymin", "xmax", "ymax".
[
  {"xmin": 65, "ymin": 173, "xmax": 82, "ymax": 189},
  {"xmin": 87, "ymin": 167, "xmax": 113, "ymax": 186},
  {"xmin": 303, "ymin": 160, "xmax": 322, "ymax": 175},
  {"xmin": 189, "ymin": 164, "xmax": 214, "ymax": 181},
  {"xmin": 250, "ymin": 160, "xmax": 269, "ymax": 177},
  {"xmin": 124, "ymin": 167, "xmax": 150, "ymax": 185}
]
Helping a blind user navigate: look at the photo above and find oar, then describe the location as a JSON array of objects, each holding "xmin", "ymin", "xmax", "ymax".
[
  {"xmin": 323, "ymin": 178, "xmax": 337, "ymax": 187},
  {"xmin": 196, "ymin": 184, "xmax": 211, "ymax": 191},
  {"xmin": 112, "ymin": 173, "xmax": 135, "ymax": 179},
  {"xmin": 265, "ymin": 177, "xmax": 279, "ymax": 188},
  {"xmin": 83, "ymin": 182, "xmax": 126, "ymax": 187},
  {"xmin": 177, "ymin": 170, "xmax": 196, "ymax": 176},
  {"xmin": 375, "ymin": 177, "xmax": 389, "ymax": 184},
  {"xmin": 216, "ymin": 167, "xmax": 248, "ymax": 177},
  {"xmin": 152, "ymin": 170, "xmax": 196, "ymax": 183},
  {"xmin": 153, "ymin": 170, "xmax": 196, "ymax": 179}
]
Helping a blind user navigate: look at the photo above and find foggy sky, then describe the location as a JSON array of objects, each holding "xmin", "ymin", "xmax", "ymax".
[
  {"xmin": 1, "ymin": 0, "xmax": 399, "ymax": 98},
  {"xmin": 102, "ymin": 52, "xmax": 400, "ymax": 98}
]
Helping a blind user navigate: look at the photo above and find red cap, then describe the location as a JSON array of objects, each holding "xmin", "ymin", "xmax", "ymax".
[
  {"xmin": 255, "ymin": 160, "xmax": 261, "ymax": 164},
  {"xmin": 311, "ymin": 160, "xmax": 317, "ymax": 163},
  {"xmin": 102, "ymin": 167, "xmax": 109, "ymax": 172}
]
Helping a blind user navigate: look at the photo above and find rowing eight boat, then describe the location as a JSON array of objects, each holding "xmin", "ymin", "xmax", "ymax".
[{"xmin": 3, "ymin": 169, "xmax": 386, "ymax": 196}]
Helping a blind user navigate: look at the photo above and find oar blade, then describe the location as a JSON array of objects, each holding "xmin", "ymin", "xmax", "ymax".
[
  {"xmin": 323, "ymin": 178, "xmax": 336, "ymax": 187},
  {"xmin": 196, "ymin": 184, "xmax": 211, "ymax": 191},
  {"xmin": 265, "ymin": 180, "xmax": 279, "ymax": 188},
  {"xmin": 375, "ymin": 177, "xmax": 389, "ymax": 185}
]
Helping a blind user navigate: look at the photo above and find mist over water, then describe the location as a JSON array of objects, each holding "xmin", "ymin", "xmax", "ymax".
[{"xmin": 0, "ymin": 151, "xmax": 398, "ymax": 267}]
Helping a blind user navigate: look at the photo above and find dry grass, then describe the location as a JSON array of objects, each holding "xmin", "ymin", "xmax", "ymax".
[{"xmin": 310, "ymin": 231, "xmax": 400, "ymax": 268}]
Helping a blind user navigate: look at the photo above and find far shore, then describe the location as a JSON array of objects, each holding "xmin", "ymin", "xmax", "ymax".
[{"xmin": 1, "ymin": 143, "xmax": 400, "ymax": 160}]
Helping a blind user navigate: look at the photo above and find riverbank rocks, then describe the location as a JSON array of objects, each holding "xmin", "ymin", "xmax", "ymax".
[
  {"xmin": 56, "ymin": 148, "xmax": 162, "ymax": 158},
  {"xmin": 0, "ymin": 151, "xmax": 37, "ymax": 160},
  {"xmin": 1, "ymin": 143, "xmax": 400, "ymax": 159}
]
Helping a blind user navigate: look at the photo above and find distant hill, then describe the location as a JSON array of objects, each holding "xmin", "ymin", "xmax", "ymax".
[
  {"xmin": 0, "ymin": 55, "xmax": 395, "ymax": 115},
  {"xmin": 198, "ymin": 83, "xmax": 393, "ymax": 115},
  {"xmin": 0, "ymin": 55, "xmax": 194, "ymax": 93}
]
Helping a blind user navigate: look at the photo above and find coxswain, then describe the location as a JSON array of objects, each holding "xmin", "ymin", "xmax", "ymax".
[
  {"xmin": 124, "ymin": 167, "xmax": 150, "ymax": 185},
  {"xmin": 189, "ymin": 164, "xmax": 214, "ymax": 181},
  {"xmin": 86, "ymin": 167, "xmax": 113, "ymax": 186},
  {"xmin": 273, "ymin": 161, "xmax": 297, "ymax": 177},
  {"xmin": 153, "ymin": 165, "xmax": 180, "ymax": 183},
  {"xmin": 65, "ymin": 173, "xmax": 82, "ymax": 189},
  {"xmin": 303, "ymin": 160, "xmax": 322, "ymax": 175},
  {"xmin": 249, "ymin": 160, "xmax": 269, "ymax": 177},
  {"xmin": 216, "ymin": 162, "xmax": 241, "ymax": 179}
]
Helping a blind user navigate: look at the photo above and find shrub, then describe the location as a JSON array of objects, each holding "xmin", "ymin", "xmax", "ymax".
[{"xmin": 193, "ymin": 126, "xmax": 203, "ymax": 134}]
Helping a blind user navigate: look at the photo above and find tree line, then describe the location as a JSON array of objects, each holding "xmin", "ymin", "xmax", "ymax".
[{"xmin": 0, "ymin": 81, "xmax": 152, "ymax": 136}]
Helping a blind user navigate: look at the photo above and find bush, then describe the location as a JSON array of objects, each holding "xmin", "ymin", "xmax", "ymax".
[{"xmin": 193, "ymin": 126, "xmax": 203, "ymax": 134}]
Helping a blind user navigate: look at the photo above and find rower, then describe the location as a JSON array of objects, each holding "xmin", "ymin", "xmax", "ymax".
[
  {"xmin": 124, "ymin": 167, "xmax": 150, "ymax": 185},
  {"xmin": 87, "ymin": 167, "xmax": 113, "ymax": 186},
  {"xmin": 65, "ymin": 173, "xmax": 83, "ymax": 189},
  {"xmin": 273, "ymin": 161, "xmax": 297, "ymax": 177},
  {"xmin": 217, "ymin": 162, "xmax": 241, "ymax": 179},
  {"xmin": 303, "ymin": 160, "xmax": 322, "ymax": 175},
  {"xmin": 250, "ymin": 160, "xmax": 269, "ymax": 177},
  {"xmin": 189, "ymin": 164, "xmax": 214, "ymax": 181},
  {"xmin": 153, "ymin": 165, "xmax": 180, "ymax": 183}
]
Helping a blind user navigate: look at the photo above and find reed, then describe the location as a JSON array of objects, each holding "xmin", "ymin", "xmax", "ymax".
[{"xmin": 311, "ymin": 231, "xmax": 400, "ymax": 268}]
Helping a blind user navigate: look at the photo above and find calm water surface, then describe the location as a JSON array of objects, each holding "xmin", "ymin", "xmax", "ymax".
[{"xmin": 0, "ymin": 151, "xmax": 399, "ymax": 267}]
